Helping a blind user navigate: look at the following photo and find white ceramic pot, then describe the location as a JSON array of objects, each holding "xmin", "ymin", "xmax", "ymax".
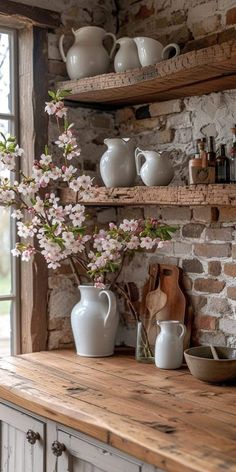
[
  {"xmin": 134, "ymin": 37, "xmax": 180, "ymax": 67},
  {"xmin": 100, "ymin": 138, "xmax": 136, "ymax": 187},
  {"xmin": 114, "ymin": 37, "xmax": 141, "ymax": 72},
  {"xmin": 155, "ymin": 320, "xmax": 186, "ymax": 369},
  {"xmin": 59, "ymin": 26, "xmax": 116, "ymax": 80},
  {"xmin": 135, "ymin": 147, "xmax": 174, "ymax": 186},
  {"xmin": 71, "ymin": 285, "xmax": 119, "ymax": 357}
]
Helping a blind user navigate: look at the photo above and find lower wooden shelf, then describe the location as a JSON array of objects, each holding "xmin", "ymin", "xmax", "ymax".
[{"xmin": 60, "ymin": 184, "xmax": 236, "ymax": 207}]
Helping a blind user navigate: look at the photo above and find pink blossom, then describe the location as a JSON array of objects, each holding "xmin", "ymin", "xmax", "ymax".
[
  {"xmin": 140, "ymin": 237, "xmax": 156, "ymax": 250},
  {"xmin": 120, "ymin": 219, "xmax": 139, "ymax": 232}
]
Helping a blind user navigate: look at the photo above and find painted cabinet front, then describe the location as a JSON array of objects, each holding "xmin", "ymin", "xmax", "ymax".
[
  {"xmin": 0, "ymin": 403, "xmax": 164, "ymax": 472},
  {"xmin": 0, "ymin": 403, "xmax": 45, "ymax": 472},
  {"xmin": 55, "ymin": 428, "xmax": 142, "ymax": 472}
]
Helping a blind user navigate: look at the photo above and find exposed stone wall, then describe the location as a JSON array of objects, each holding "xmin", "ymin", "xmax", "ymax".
[
  {"xmin": 108, "ymin": 0, "xmax": 236, "ymax": 349},
  {"xmin": 118, "ymin": 0, "xmax": 236, "ymax": 45},
  {"xmin": 14, "ymin": 0, "xmax": 236, "ymax": 349}
]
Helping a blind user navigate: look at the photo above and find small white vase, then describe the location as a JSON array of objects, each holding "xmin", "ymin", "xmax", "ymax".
[
  {"xmin": 155, "ymin": 320, "xmax": 186, "ymax": 369},
  {"xmin": 114, "ymin": 37, "xmax": 141, "ymax": 72},
  {"xmin": 71, "ymin": 285, "xmax": 119, "ymax": 357},
  {"xmin": 135, "ymin": 147, "xmax": 174, "ymax": 186}
]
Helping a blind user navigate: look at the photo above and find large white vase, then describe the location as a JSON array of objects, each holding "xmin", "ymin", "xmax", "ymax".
[
  {"xmin": 59, "ymin": 26, "xmax": 116, "ymax": 80},
  {"xmin": 71, "ymin": 285, "xmax": 119, "ymax": 357},
  {"xmin": 100, "ymin": 138, "xmax": 136, "ymax": 187}
]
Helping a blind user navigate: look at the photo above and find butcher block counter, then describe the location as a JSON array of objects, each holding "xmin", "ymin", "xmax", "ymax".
[{"xmin": 0, "ymin": 350, "xmax": 235, "ymax": 472}]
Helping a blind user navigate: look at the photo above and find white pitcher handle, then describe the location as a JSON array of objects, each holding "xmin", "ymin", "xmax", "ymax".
[
  {"xmin": 162, "ymin": 43, "xmax": 180, "ymax": 61},
  {"xmin": 135, "ymin": 147, "xmax": 144, "ymax": 176},
  {"xmin": 99, "ymin": 289, "xmax": 117, "ymax": 326},
  {"xmin": 104, "ymin": 32, "xmax": 117, "ymax": 58},
  {"xmin": 178, "ymin": 322, "xmax": 186, "ymax": 340},
  {"xmin": 59, "ymin": 34, "xmax": 66, "ymax": 63}
]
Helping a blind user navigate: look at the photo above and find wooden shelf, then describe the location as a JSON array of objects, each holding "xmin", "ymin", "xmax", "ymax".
[
  {"xmin": 60, "ymin": 184, "xmax": 236, "ymax": 207},
  {"xmin": 57, "ymin": 39, "xmax": 236, "ymax": 106}
]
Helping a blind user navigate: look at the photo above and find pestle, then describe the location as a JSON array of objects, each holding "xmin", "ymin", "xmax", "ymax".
[{"xmin": 210, "ymin": 345, "xmax": 219, "ymax": 360}]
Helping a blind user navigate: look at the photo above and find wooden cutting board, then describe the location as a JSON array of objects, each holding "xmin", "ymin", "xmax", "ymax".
[{"xmin": 157, "ymin": 264, "xmax": 186, "ymax": 323}]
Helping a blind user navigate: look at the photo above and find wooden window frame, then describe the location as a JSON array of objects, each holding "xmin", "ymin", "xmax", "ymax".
[{"xmin": 0, "ymin": 2, "xmax": 61, "ymax": 353}]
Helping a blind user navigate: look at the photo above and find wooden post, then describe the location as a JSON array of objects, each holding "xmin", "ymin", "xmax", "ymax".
[{"xmin": 19, "ymin": 26, "xmax": 48, "ymax": 353}]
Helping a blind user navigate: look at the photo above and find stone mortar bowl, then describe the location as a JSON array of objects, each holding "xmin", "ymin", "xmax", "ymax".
[{"xmin": 184, "ymin": 346, "xmax": 236, "ymax": 383}]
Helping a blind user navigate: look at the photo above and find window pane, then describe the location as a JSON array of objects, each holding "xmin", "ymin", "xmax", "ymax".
[
  {"xmin": 0, "ymin": 32, "xmax": 12, "ymax": 114},
  {"xmin": 0, "ymin": 118, "xmax": 11, "ymax": 135},
  {"xmin": 0, "ymin": 300, "xmax": 11, "ymax": 356},
  {"xmin": 0, "ymin": 208, "xmax": 11, "ymax": 295}
]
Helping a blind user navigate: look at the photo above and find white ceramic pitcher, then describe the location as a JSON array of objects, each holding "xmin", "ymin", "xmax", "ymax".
[
  {"xmin": 59, "ymin": 26, "xmax": 116, "ymax": 80},
  {"xmin": 135, "ymin": 147, "xmax": 174, "ymax": 186},
  {"xmin": 134, "ymin": 37, "xmax": 180, "ymax": 67},
  {"xmin": 71, "ymin": 285, "xmax": 119, "ymax": 357},
  {"xmin": 100, "ymin": 138, "xmax": 136, "ymax": 187},
  {"xmin": 114, "ymin": 37, "xmax": 141, "ymax": 72},
  {"xmin": 155, "ymin": 320, "xmax": 186, "ymax": 369}
]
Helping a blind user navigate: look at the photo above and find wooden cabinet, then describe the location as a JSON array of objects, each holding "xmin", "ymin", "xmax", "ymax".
[
  {"xmin": 0, "ymin": 402, "xmax": 164, "ymax": 472},
  {"xmin": 0, "ymin": 403, "xmax": 45, "ymax": 472},
  {"xmin": 54, "ymin": 427, "xmax": 144, "ymax": 472}
]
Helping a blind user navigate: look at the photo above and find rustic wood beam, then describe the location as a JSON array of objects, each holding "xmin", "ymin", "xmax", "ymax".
[
  {"xmin": 0, "ymin": 1, "xmax": 61, "ymax": 29},
  {"xmin": 60, "ymin": 184, "xmax": 236, "ymax": 207},
  {"xmin": 19, "ymin": 26, "xmax": 48, "ymax": 354}
]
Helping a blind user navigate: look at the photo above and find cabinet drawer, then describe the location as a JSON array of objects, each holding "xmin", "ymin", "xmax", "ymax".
[{"xmin": 57, "ymin": 429, "xmax": 142, "ymax": 472}]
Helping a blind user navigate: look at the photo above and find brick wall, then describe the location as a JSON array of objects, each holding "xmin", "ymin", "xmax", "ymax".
[{"xmin": 14, "ymin": 0, "xmax": 236, "ymax": 349}]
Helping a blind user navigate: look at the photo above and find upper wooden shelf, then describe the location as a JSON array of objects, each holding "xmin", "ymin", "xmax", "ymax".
[
  {"xmin": 60, "ymin": 184, "xmax": 236, "ymax": 207},
  {"xmin": 57, "ymin": 39, "xmax": 236, "ymax": 106}
]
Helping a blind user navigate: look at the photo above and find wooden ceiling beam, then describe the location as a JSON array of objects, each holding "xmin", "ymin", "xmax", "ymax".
[{"xmin": 0, "ymin": 0, "xmax": 61, "ymax": 29}]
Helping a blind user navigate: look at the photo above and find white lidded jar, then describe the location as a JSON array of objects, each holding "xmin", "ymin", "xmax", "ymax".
[{"xmin": 155, "ymin": 320, "xmax": 186, "ymax": 369}]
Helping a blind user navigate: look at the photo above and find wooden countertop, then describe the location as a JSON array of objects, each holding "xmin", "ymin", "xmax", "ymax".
[{"xmin": 0, "ymin": 350, "xmax": 235, "ymax": 472}]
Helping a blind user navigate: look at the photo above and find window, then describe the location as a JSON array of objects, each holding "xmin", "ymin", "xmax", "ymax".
[{"xmin": 0, "ymin": 27, "xmax": 20, "ymax": 356}]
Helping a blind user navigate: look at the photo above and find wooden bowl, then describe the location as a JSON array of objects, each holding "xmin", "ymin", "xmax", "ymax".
[{"xmin": 184, "ymin": 346, "xmax": 236, "ymax": 383}]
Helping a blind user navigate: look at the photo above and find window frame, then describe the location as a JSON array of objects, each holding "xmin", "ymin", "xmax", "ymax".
[
  {"xmin": 0, "ymin": 25, "xmax": 21, "ymax": 355},
  {"xmin": 0, "ymin": 1, "xmax": 60, "ymax": 353}
]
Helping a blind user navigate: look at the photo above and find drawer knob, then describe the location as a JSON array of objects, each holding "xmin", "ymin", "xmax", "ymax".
[
  {"xmin": 26, "ymin": 429, "xmax": 40, "ymax": 445},
  {"xmin": 51, "ymin": 440, "xmax": 66, "ymax": 457}
]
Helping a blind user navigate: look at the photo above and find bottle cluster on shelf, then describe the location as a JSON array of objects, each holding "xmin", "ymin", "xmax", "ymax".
[{"xmin": 189, "ymin": 127, "xmax": 236, "ymax": 185}]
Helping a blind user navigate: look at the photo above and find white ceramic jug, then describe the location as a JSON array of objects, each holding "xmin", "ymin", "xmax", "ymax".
[
  {"xmin": 71, "ymin": 285, "xmax": 119, "ymax": 357},
  {"xmin": 100, "ymin": 138, "xmax": 136, "ymax": 187},
  {"xmin": 114, "ymin": 37, "xmax": 141, "ymax": 72},
  {"xmin": 59, "ymin": 26, "xmax": 116, "ymax": 80},
  {"xmin": 135, "ymin": 147, "xmax": 174, "ymax": 186},
  {"xmin": 155, "ymin": 320, "xmax": 186, "ymax": 369},
  {"xmin": 134, "ymin": 37, "xmax": 180, "ymax": 67}
]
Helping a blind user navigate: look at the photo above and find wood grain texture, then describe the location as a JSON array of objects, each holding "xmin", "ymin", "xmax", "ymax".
[
  {"xmin": 57, "ymin": 40, "xmax": 236, "ymax": 106},
  {"xmin": 0, "ymin": 351, "xmax": 235, "ymax": 472},
  {"xmin": 19, "ymin": 27, "xmax": 48, "ymax": 353},
  {"xmin": 60, "ymin": 184, "xmax": 236, "ymax": 207},
  {"xmin": 0, "ymin": 0, "xmax": 61, "ymax": 28}
]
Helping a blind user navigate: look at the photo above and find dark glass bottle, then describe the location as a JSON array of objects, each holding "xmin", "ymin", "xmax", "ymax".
[
  {"xmin": 216, "ymin": 144, "xmax": 230, "ymax": 184},
  {"xmin": 207, "ymin": 136, "xmax": 216, "ymax": 167},
  {"xmin": 229, "ymin": 125, "xmax": 236, "ymax": 183}
]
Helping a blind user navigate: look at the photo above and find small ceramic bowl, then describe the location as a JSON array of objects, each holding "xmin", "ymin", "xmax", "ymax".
[{"xmin": 184, "ymin": 346, "xmax": 236, "ymax": 383}]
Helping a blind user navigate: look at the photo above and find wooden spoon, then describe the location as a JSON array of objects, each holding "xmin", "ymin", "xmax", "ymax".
[
  {"xmin": 146, "ymin": 284, "xmax": 167, "ymax": 347},
  {"xmin": 210, "ymin": 345, "xmax": 219, "ymax": 360}
]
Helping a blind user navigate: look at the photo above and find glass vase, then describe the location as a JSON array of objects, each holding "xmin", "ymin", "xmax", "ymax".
[{"xmin": 135, "ymin": 321, "xmax": 155, "ymax": 363}]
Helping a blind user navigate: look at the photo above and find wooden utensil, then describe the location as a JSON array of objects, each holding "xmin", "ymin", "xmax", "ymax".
[
  {"xmin": 146, "ymin": 284, "xmax": 167, "ymax": 347},
  {"xmin": 157, "ymin": 264, "xmax": 186, "ymax": 323},
  {"xmin": 140, "ymin": 264, "xmax": 159, "ymax": 317},
  {"xmin": 210, "ymin": 345, "xmax": 219, "ymax": 360}
]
